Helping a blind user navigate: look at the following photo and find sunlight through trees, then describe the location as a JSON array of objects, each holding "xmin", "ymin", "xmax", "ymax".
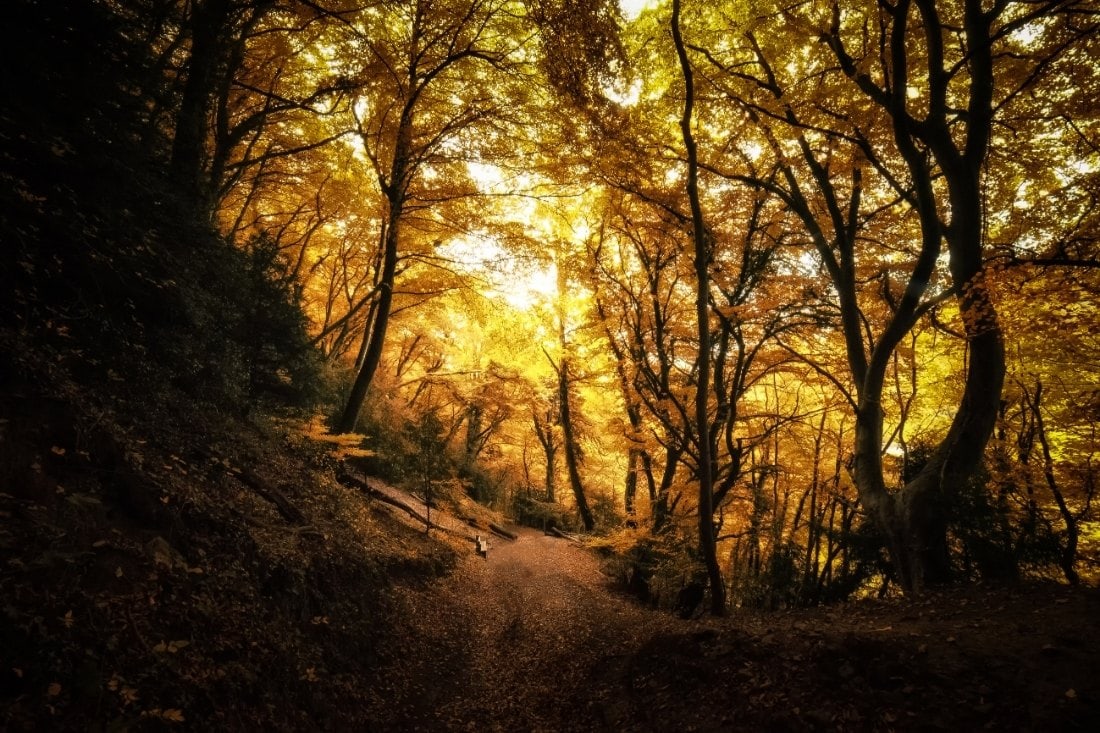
[{"xmin": 120, "ymin": 0, "xmax": 1100, "ymax": 610}]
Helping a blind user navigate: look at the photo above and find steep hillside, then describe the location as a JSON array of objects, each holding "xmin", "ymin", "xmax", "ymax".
[
  {"xmin": 0, "ymin": 399, "xmax": 464, "ymax": 729},
  {"xmin": 0, "ymin": 3, "xmax": 461, "ymax": 728}
]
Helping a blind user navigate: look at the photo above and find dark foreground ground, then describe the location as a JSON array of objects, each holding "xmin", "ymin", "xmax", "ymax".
[
  {"xmin": 366, "ymin": 525, "xmax": 1100, "ymax": 732},
  {"xmin": 3, "ymin": 408, "xmax": 1097, "ymax": 732},
  {"xmin": 2, "ymin": 2, "xmax": 1095, "ymax": 727}
]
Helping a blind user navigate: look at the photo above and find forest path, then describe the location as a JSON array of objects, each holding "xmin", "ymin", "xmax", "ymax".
[
  {"xmin": 363, "ymin": 523, "xmax": 685, "ymax": 732},
  {"xmin": 438, "ymin": 528, "xmax": 672, "ymax": 729},
  {"xmin": 357, "ymin": 485, "xmax": 1100, "ymax": 732}
]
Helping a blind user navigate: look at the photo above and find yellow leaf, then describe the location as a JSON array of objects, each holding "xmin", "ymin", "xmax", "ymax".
[
  {"xmin": 47, "ymin": 682, "xmax": 61, "ymax": 696},
  {"xmin": 162, "ymin": 708, "xmax": 185, "ymax": 722},
  {"xmin": 51, "ymin": 446, "xmax": 66, "ymax": 456}
]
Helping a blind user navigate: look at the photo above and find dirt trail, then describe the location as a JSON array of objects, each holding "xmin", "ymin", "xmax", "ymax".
[
  {"xmin": 358, "ymin": 488, "xmax": 1100, "ymax": 732},
  {"xmin": 363, "ymin": 525, "xmax": 680, "ymax": 732},
  {"xmin": 443, "ymin": 528, "xmax": 675, "ymax": 729}
]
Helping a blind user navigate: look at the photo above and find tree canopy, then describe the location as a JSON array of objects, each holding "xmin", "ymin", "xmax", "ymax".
[{"xmin": 7, "ymin": 0, "xmax": 1099, "ymax": 613}]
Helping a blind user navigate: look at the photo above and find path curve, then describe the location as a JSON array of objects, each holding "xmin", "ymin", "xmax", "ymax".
[{"xmin": 365, "ymin": 524, "xmax": 681, "ymax": 731}]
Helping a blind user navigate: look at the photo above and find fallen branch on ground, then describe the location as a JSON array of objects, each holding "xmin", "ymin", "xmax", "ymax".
[
  {"xmin": 235, "ymin": 468, "xmax": 307, "ymax": 525},
  {"xmin": 547, "ymin": 526, "xmax": 581, "ymax": 543},
  {"xmin": 336, "ymin": 463, "xmax": 473, "ymax": 540},
  {"xmin": 489, "ymin": 522, "xmax": 517, "ymax": 541},
  {"xmin": 195, "ymin": 447, "xmax": 307, "ymax": 525}
]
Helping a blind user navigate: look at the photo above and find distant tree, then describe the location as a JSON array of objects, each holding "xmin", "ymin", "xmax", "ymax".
[
  {"xmin": 531, "ymin": 390, "xmax": 561, "ymax": 503},
  {"xmin": 335, "ymin": 0, "xmax": 517, "ymax": 433},
  {"xmin": 587, "ymin": 202, "xmax": 690, "ymax": 532}
]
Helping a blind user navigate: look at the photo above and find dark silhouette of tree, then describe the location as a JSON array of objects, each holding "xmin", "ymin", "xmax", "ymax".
[{"xmin": 672, "ymin": 0, "xmax": 725, "ymax": 615}]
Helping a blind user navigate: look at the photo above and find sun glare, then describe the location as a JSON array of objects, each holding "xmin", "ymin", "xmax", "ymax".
[
  {"xmin": 620, "ymin": 0, "xmax": 660, "ymax": 21},
  {"xmin": 502, "ymin": 262, "xmax": 557, "ymax": 310},
  {"xmin": 440, "ymin": 236, "xmax": 558, "ymax": 311}
]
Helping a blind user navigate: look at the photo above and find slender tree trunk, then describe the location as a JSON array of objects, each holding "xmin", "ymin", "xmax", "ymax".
[
  {"xmin": 594, "ymin": 294, "xmax": 646, "ymax": 519},
  {"xmin": 465, "ymin": 403, "xmax": 483, "ymax": 466},
  {"xmin": 336, "ymin": 202, "xmax": 400, "ymax": 433},
  {"xmin": 804, "ymin": 412, "xmax": 825, "ymax": 589},
  {"xmin": 641, "ymin": 450, "xmax": 657, "ymax": 507},
  {"xmin": 545, "ymin": 447, "xmax": 556, "ymax": 503},
  {"xmin": 672, "ymin": 0, "xmax": 724, "ymax": 615},
  {"xmin": 559, "ymin": 359, "xmax": 595, "ymax": 531},
  {"xmin": 1027, "ymin": 380, "xmax": 1080, "ymax": 585}
]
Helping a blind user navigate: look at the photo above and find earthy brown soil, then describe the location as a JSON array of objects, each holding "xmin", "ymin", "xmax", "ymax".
[{"xmin": 362, "ymin": 523, "xmax": 1100, "ymax": 732}]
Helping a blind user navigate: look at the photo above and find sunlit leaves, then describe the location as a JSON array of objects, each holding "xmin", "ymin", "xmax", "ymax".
[
  {"xmin": 529, "ymin": 0, "xmax": 625, "ymax": 109},
  {"xmin": 175, "ymin": 0, "xmax": 1100, "ymax": 583}
]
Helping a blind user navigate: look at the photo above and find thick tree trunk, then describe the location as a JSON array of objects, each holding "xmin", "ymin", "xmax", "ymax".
[
  {"xmin": 853, "ymin": 307, "xmax": 1003, "ymax": 593},
  {"xmin": 170, "ymin": 0, "xmax": 229, "ymax": 207},
  {"xmin": 835, "ymin": 0, "xmax": 1007, "ymax": 595}
]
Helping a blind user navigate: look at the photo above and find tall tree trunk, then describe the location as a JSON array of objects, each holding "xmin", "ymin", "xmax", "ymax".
[
  {"xmin": 559, "ymin": 359, "xmax": 595, "ymax": 531},
  {"xmin": 170, "ymin": 0, "xmax": 230, "ymax": 208},
  {"xmin": 672, "ymin": 0, "xmax": 725, "ymax": 615},
  {"xmin": 651, "ymin": 445, "xmax": 679, "ymax": 532},
  {"xmin": 1027, "ymin": 380, "xmax": 1080, "ymax": 585},
  {"xmin": 532, "ymin": 408, "xmax": 558, "ymax": 502},
  {"xmin": 336, "ymin": 76, "xmax": 417, "ymax": 433},
  {"xmin": 336, "ymin": 203, "xmax": 400, "ymax": 433},
  {"xmin": 545, "ymin": 447, "xmax": 557, "ymax": 503},
  {"xmin": 624, "ymin": 448, "xmax": 639, "ymax": 517},
  {"xmin": 803, "ymin": 411, "xmax": 826, "ymax": 589},
  {"xmin": 594, "ymin": 295, "xmax": 647, "ymax": 520}
]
